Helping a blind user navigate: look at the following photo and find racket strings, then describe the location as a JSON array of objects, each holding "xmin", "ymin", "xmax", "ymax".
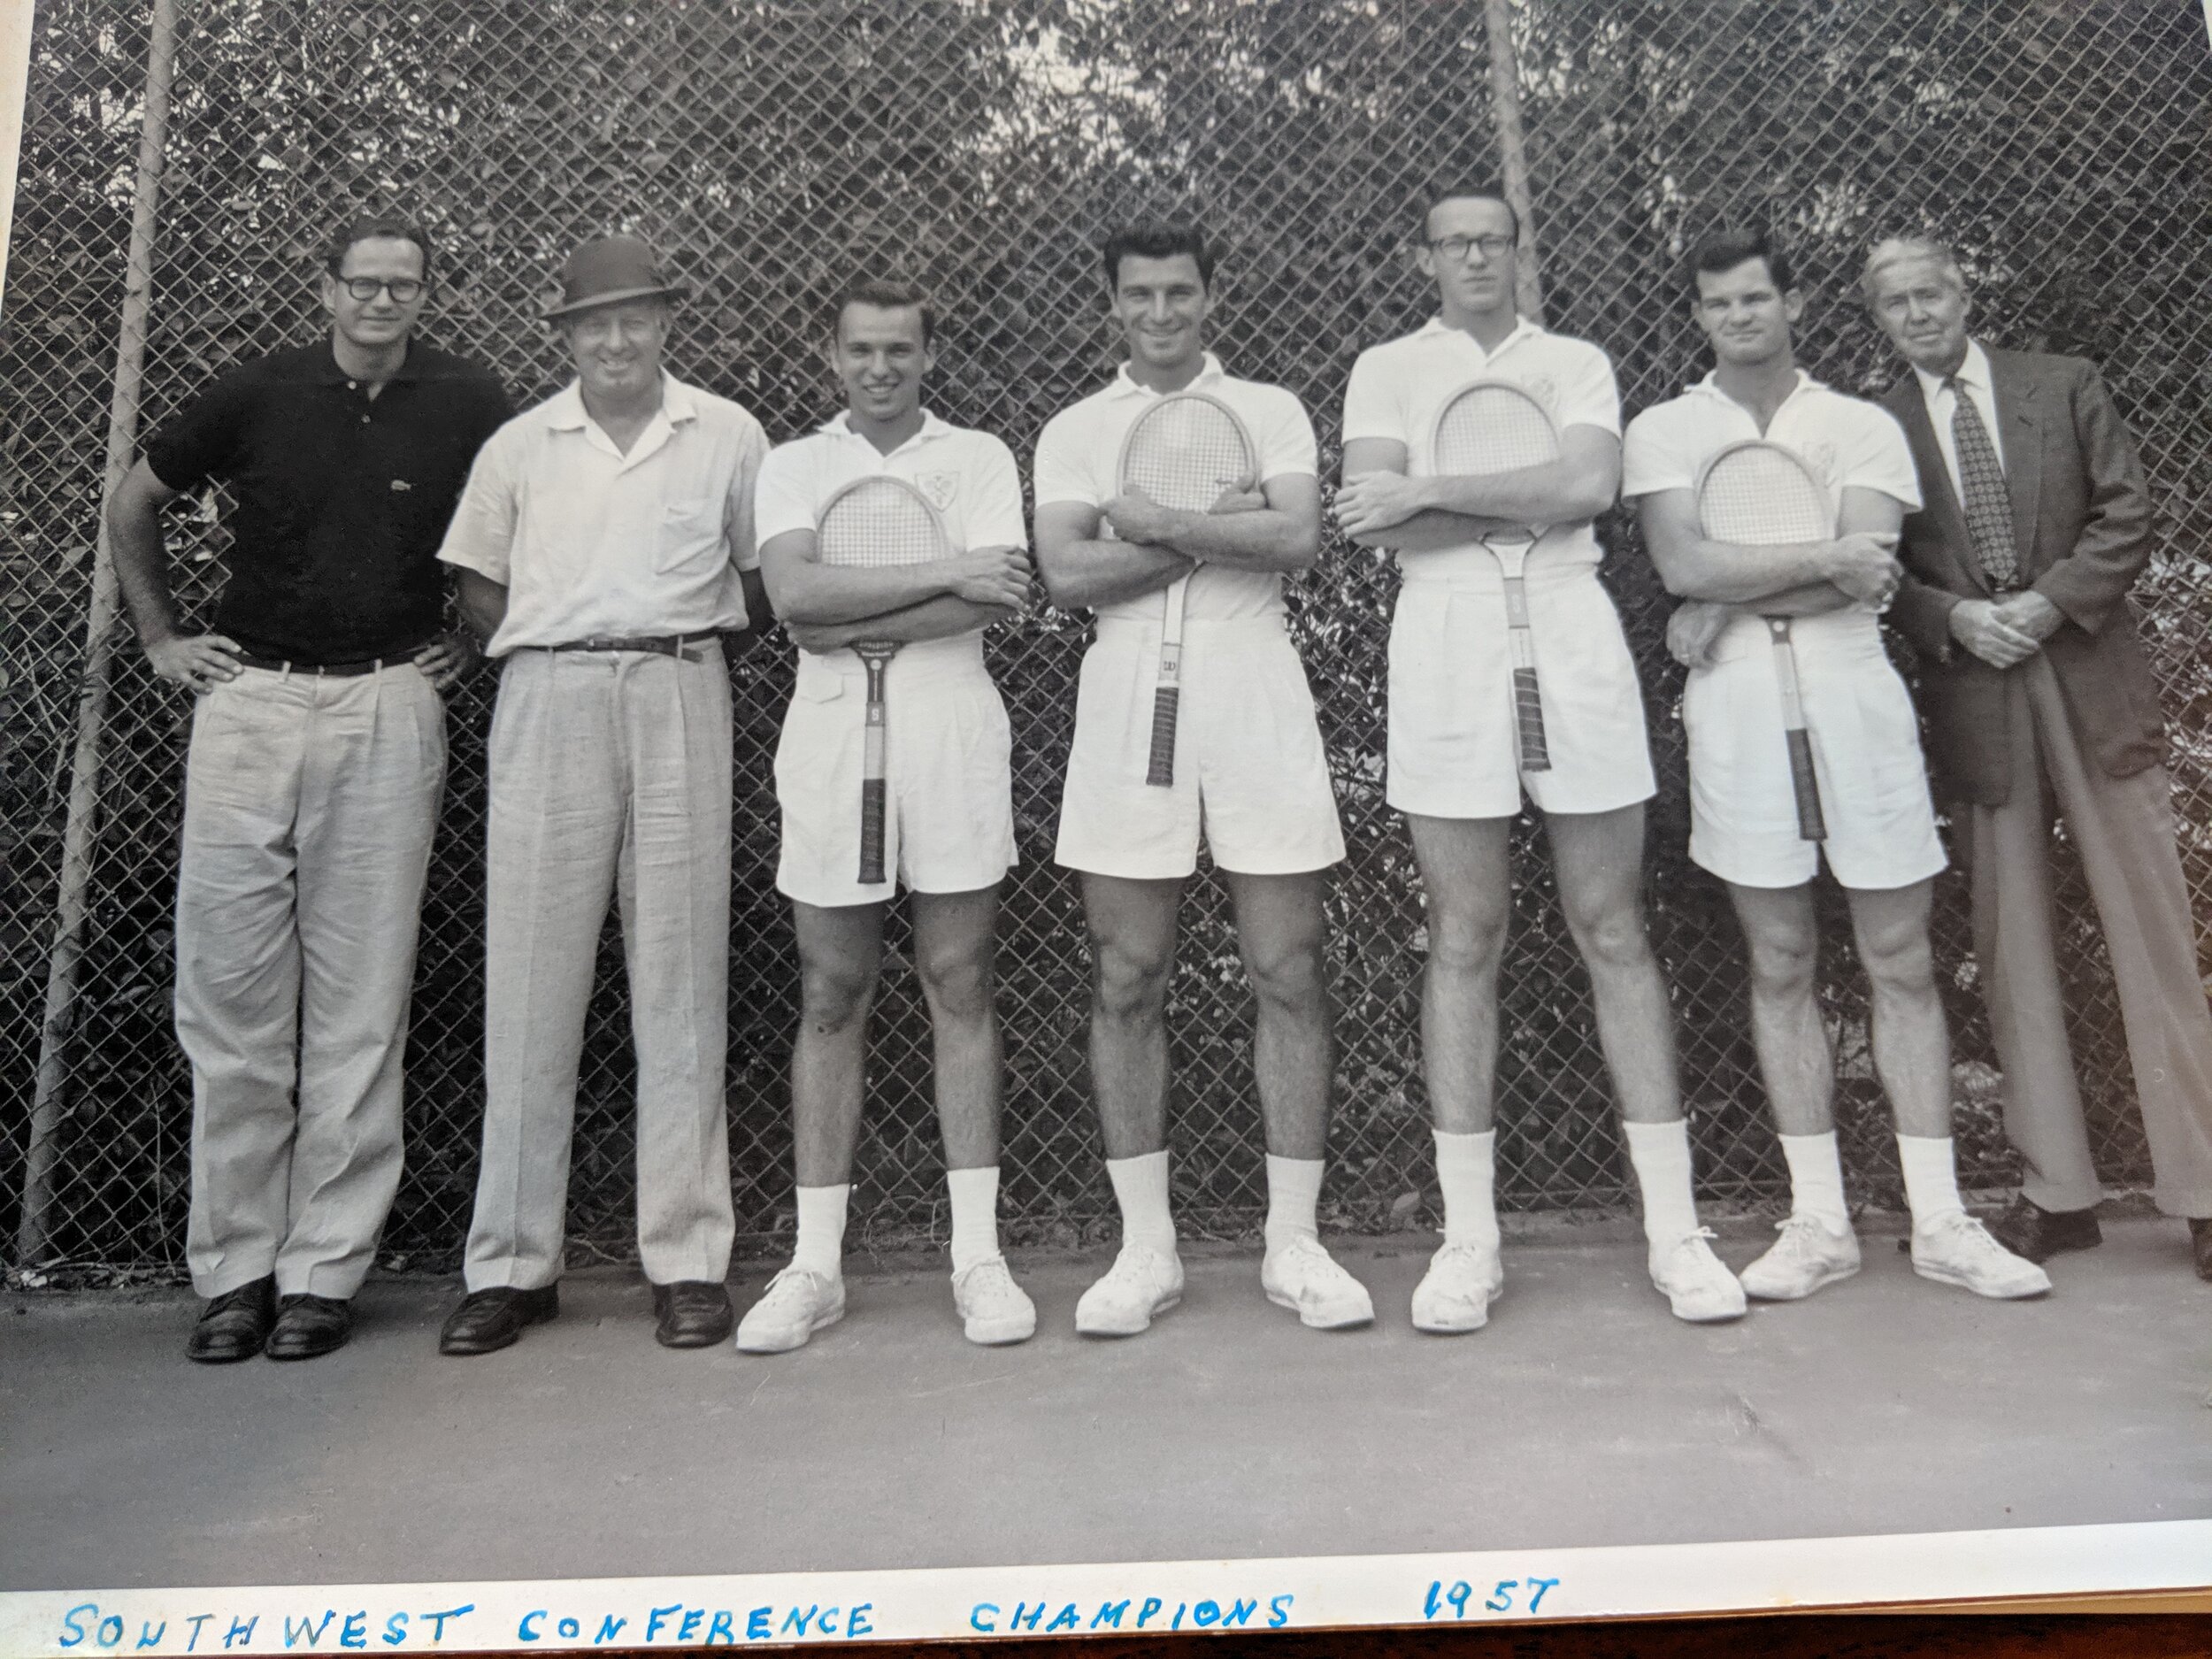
[
  {"xmin": 1123, "ymin": 403, "xmax": 1254, "ymax": 512},
  {"xmin": 818, "ymin": 480, "xmax": 947, "ymax": 568},
  {"xmin": 1432, "ymin": 389, "xmax": 1558, "ymax": 474},
  {"xmin": 1697, "ymin": 452, "xmax": 1832, "ymax": 544}
]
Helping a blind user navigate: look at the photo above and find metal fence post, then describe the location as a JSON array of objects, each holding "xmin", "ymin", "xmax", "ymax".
[
  {"xmin": 17, "ymin": 0, "xmax": 185, "ymax": 1268},
  {"xmin": 1483, "ymin": 0, "xmax": 1546, "ymax": 325}
]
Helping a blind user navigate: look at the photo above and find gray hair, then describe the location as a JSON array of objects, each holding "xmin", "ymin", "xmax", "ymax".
[{"xmin": 1861, "ymin": 235, "xmax": 1968, "ymax": 305}]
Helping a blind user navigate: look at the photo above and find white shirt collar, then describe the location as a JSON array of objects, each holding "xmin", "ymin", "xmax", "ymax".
[
  {"xmin": 543, "ymin": 372, "xmax": 700, "ymax": 432},
  {"xmin": 1417, "ymin": 312, "xmax": 1546, "ymax": 360},
  {"xmin": 816, "ymin": 407, "xmax": 954, "ymax": 453},
  {"xmin": 1911, "ymin": 338, "xmax": 1992, "ymax": 404},
  {"xmin": 1108, "ymin": 351, "xmax": 1227, "ymax": 400},
  {"xmin": 1687, "ymin": 365, "xmax": 1823, "ymax": 407}
]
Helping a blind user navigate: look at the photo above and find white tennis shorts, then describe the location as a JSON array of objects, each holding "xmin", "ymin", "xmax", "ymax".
[
  {"xmin": 774, "ymin": 634, "xmax": 1018, "ymax": 908},
  {"xmin": 1055, "ymin": 614, "xmax": 1346, "ymax": 879},
  {"xmin": 1683, "ymin": 611, "xmax": 1947, "ymax": 891},
  {"xmin": 1386, "ymin": 560, "xmax": 1657, "ymax": 819}
]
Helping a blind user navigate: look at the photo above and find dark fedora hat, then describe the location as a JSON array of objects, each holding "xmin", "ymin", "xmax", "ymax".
[{"xmin": 543, "ymin": 234, "xmax": 690, "ymax": 320}]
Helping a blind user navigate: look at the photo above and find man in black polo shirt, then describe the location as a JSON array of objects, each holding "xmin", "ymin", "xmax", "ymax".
[{"xmin": 105, "ymin": 213, "xmax": 507, "ymax": 1363}]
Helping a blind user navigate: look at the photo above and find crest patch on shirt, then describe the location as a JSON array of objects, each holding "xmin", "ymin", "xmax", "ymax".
[
  {"xmin": 1519, "ymin": 374, "xmax": 1559, "ymax": 415},
  {"xmin": 915, "ymin": 471, "xmax": 960, "ymax": 512},
  {"xmin": 1800, "ymin": 441, "xmax": 1840, "ymax": 488}
]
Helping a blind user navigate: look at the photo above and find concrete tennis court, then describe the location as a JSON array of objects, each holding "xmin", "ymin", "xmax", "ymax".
[{"xmin": 4, "ymin": 1215, "xmax": 2207, "ymax": 1591}]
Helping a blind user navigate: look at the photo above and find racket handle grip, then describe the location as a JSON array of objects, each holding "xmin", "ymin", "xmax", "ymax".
[
  {"xmin": 1144, "ymin": 686, "xmax": 1180, "ymax": 787},
  {"xmin": 1511, "ymin": 667, "xmax": 1551, "ymax": 772},
  {"xmin": 858, "ymin": 778, "xmax": 888, "ymax": 884},
  {"xmin": 1786, "ymin": 730, "xmax": 1827, "ymax": 841}
]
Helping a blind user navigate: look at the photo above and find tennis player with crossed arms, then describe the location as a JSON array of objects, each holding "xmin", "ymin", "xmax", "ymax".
[
  {"xmin": 1623, "ymin": 227, "xmax": 2046, "ymax": 1302},
  {"xmin": 1033, "ymin": 220, "xmax": 1371, "ymax": 1336},
  {"xmin": 740, "ymin": 279, "xmax": 1037, "ymax": 1353},
  {"xmin": 1333, "ymin": 186, "xmax": 1742, "ymax": 1327}
]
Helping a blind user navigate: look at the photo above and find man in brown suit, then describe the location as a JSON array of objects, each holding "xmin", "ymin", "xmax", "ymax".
[{"xmin": 1863, "ymin": 234, "xmax": 2212, "ymax": 1279}]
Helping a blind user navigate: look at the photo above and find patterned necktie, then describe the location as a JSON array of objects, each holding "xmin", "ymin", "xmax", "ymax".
[{"xmin": 1946, "ymin": 375, "xmax": 2020, "ymax": 590}]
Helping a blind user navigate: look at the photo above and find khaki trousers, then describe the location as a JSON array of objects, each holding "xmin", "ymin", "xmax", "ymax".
[
  {"xmin": 177, "ymin": 664, "xmax": 445, "ymax": 1299},
  {"xmin": 1960, "ymin": 653, "xmax": 2212, "ymax": 1217},
  {"xmin": 462, "ymin": 648, "xmax": 736, "ymax": 1291}
]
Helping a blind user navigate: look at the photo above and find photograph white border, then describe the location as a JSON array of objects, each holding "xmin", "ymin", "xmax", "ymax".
[
  {"xmin": 4, "ymin": 1520, "xmax": 2211, "ymax": 1655},
  {"xmin": 4, "ymin": 4, "xmax": 2211, "ymax": 1648}
]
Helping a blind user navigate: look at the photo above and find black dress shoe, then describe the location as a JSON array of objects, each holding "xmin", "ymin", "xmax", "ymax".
[
  {"xmin": 187, "ymin": 1277, "xmax": 277, "ymax": 1364},
  {"xmin": 1986, "ymin": 1194, "xmax": 2101, "ymax": 1264},
  {"xmin": 2190, "ymin": 1218, "xmax": 2212, "ymax": 1283},
  {"xmin": 265, "ymin": 1294, "xmax": 353, "ymax": 1361},
  {"xmin": 652, "ymin": 1279, "xmax": 734, "ymax": 1348},
  {"xmin": 439, "ymin": 1285, "xmax": 558, "ymax": 1356}
]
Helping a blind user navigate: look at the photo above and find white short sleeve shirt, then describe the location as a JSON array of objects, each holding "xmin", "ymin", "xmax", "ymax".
[
  {"xmin": 755, "ymin": 409, "xmax": 1026, "ymax": 556},
  {"xmin": 1031, "ymin": 353, "xmax": 1317, "ymax": 624},
  {"xmin": 1619, "ymin": 369, "xmax": 1924, "ymax": 514},
  {"xmin": 437, "ymin": 374, "xmax": 770, "ymax": 657},
  {"xmin": 1340, "ymin": 315, "xmax": 1623, "ymax": 578}
]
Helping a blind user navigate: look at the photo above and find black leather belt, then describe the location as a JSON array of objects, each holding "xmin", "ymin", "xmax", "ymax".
[
  {"xmin": 234, "ymin": 650, "xmax": 416, "ymax": 677},
  {"xmin": 532, "ymin": 634, "xmax": 720, "ymax": 662}
]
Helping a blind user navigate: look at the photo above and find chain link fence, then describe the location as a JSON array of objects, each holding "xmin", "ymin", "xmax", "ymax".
[{"xmin": 5, "ymin": 0, "xmax": 2205, "ymax": 1280}]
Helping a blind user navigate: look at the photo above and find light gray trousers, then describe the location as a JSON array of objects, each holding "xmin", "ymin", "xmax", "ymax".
[
  {"xmin": 1961, "ymin": 653, "xmax": 2212, "ymax": 1217},
  {"xmin": 462, "ymin": 647, "xmax": 737, "ymax": 1291},
  {"xmin": 177, "ymin": 663, "xmax": 445, "ymax": 1299}
]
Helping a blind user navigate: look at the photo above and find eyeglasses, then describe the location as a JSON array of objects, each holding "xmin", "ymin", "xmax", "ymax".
[
  {"xmin": 338, "ymin": 277, "xmax": 426, "ymax": 303},
  {"xmin": 1425, "ymin": 234, "xmax": 1516, "ymax": 264}
]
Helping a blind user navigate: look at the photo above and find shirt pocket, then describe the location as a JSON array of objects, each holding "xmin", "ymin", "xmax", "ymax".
[{"xmin": 654, "ymin": 497, "xmax": 725, "ymax": 575}]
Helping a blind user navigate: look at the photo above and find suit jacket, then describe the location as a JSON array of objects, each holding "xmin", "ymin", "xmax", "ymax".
[{"xmin": 1883, "ymin": 344, "xmax": 2165, "ymax": 807}]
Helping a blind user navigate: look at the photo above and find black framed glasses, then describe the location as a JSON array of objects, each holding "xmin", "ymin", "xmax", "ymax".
[
  {"xmin": 338, "ymin": 277, "xmax": 426, "ymax": 303},
  {"xmin": 1425, "ymin": 234, "xmax": 1516, "ymax": 264}
]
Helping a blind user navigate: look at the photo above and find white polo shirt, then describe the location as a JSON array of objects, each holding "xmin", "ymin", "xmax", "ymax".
[
  {"xmin": 1341, "ymin": 314, "xmax": 1623, "ymax": 579},
  {"xmin": 438, "ymin": 373, "xmax": 770, "ymax": 657},
  {"xmin": 755, "ymin": 408, "xmax": 1026, "ymax": 577},
  {"xmin": 1031, "ymin": 353, "xmax": 1317, "ymax": 625},
  {"xmin": 1621, "ymin": 368, "xmax": 1922, "ymax": 524},
  {"xmin": 1622, "ymin": 369, "xmax": 1922, "ymax": 651},
  {"xmin": 1909, "ymin": 337, "xmax": 2007, "ymax": 503}
]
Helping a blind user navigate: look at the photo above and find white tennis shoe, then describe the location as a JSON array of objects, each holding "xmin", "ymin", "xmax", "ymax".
[
  {"xmin": 1910, "ymin": 1211, "xmax": 2052, "ymax": 1300},
  {"xmin": 1075, "ymin": 1245, "xmax": 1184, "ymax": 1337},
  {"xmin": 1262, "ymin": 1234, "xmax": 1375, "ymax": 1330},
  {"xmin": 1410, "ymin": 1239, "xmax": 1505, "ymax": 1333},
  {"xmin": 1648, "ymin": 1228, "xmax": 1748, "ymax": 1323},
  {"xmin": 734, "ymin": 1265, "xmax": 846, "ymax": 1354},
  {"xmin": 952, "ymin": 1256, "xmax": 1037, "ymax": 1346},
  {"xmin": 1739, "ymin": 1214, "xmax": 1863, "ymax": 1301}
]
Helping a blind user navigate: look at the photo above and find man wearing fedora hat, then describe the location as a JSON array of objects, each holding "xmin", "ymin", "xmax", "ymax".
[
  {"xmin": 105, "ymin": 212, "xmax": 508, "ymax": 1364},
  {"xmin": 434, "ymin": 234, "xmax": 772, "ymax": 1355}
]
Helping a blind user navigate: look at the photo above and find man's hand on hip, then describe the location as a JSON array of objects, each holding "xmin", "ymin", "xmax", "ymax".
[
  {"xmin": 1948, "ymin": 598, "xmax": 2042, "ymax": 669},
  {"xmin": 145, "ymin": 632, "xmax": 243, "ymax": 693},
  {"xmin": 414, "ymin": 631, "xmax": 481, "ymax": 693}
]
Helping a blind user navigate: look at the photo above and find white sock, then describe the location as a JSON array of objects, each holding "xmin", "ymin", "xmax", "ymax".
[
  {"xmin": 1896, "ymin": 1134, "xmax": 1966, "ymax": 1229},
  {"xmin": 791, "ymin": 1184, "xmax": 849, "ymax": 1279},
  {"xmin": 1106, "ymin": 1150, "xmax": 1177, "ymax": 1256},
  {"xmin": 1432, "ymin": 1128, "xmax": 1501, "ymax": 1251},
  {"xmin": 1263, "ymin": 1154, "xmax": 1323, "ymax": 1250},
  {"xmin": 946, "ymin": 1165, "xmax": 1002, "ymax": 1275},
  {"xmin": 1778, "ymin": 1131, "xmax": 1851, "ymax": 1233},
  {"xmin": 1623, "ymin": 1118, "xmax": 1702, "ymax": 1252}
]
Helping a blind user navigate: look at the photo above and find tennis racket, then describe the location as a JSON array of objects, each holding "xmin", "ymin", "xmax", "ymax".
[
  {"xmin": 1115, "ymin": 391, "xmax": 1259, "ymax": 787},
  {"xmin": 814, "ymin": 473, "xmax": 953, "ymax": 884},
  {"xmin": 1693, "ymin": 439, "xmax": 1832, "ymax": 843},
  {"xmin": 1425, "ymin": 378, "xmax": 1562, "ymax": 772}
]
